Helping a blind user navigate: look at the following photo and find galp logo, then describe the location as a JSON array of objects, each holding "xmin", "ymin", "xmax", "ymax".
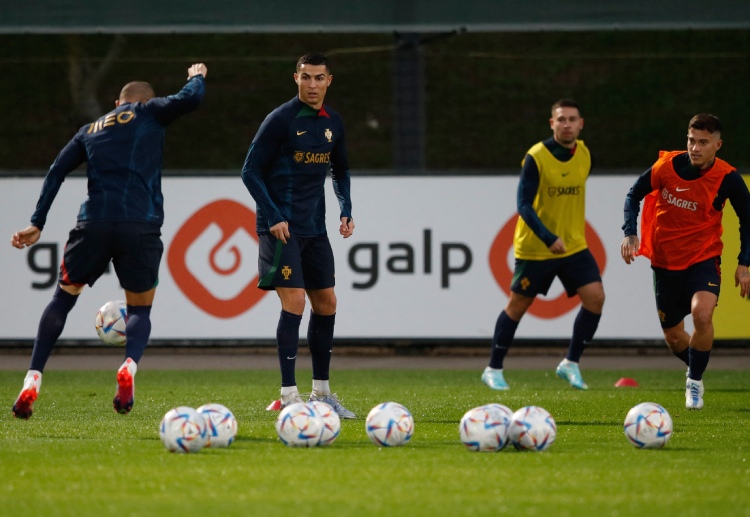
[
  {"xmin": 167, "ymin": 199, "xmax": 266, "ymax": 318},
  {"xmin": 488, "ymin": 214, "xmax": 607, "ymax": 319}
]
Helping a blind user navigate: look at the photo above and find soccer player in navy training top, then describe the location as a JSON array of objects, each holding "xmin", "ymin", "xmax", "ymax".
[
  {"xmin": 241, "ymin": 52, "xmax": 356, "ymax": 419},
  {"xmin": 9, "ymin": 63, "xmax": 207, "ymax": 419}
]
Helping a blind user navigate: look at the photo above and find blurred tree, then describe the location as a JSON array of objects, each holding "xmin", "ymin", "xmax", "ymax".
[{"xmin": 65, "ymin": 34, "xmax": 125, "ymax": 126}]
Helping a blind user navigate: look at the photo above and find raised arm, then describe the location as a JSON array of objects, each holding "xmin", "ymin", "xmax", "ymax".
[{"xmin": 147, "ymin": 63, "xmax": 207, "ymax": 126}]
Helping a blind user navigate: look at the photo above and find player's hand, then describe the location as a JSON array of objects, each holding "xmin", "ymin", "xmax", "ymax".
[
  {"xmin": 270, "ymin": 221, "xmax": 290, "ymax": 244},
  {"xmin": 187, "ymin": 63, "xmax": 208, "ymax": 79},
  {"xmin": 735, "ymin": 265, "xmax": 750, "ymax": 299},
  {"xmin": 339, "ymin": 217, "xmax": 354, "ymax": 238},
  {"xmin": 10, "ymin": 225, "xmax": 41, "ymax": 249},
  {"xmin": 621, "ymin": 235, "xmax": 639, "ymax": 265},
  {"xmin": 548, "ymin": 237, "xmax": 566, "ymax": 255}
]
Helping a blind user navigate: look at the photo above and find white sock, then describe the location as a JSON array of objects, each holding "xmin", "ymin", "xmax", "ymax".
[
  {"xmin": 23, "ymin": 370, "xmax": 43, "ymax": 392},
  {"xmin": 280, "ymin": 386, "xmax": 299, "ymax": 402},
  {"xmin": 560, "ymin": 358, "xmax": 577, "ymax": 366},
  {"xmin": 312, "ymin": 379, "xmax": 330, "ymax": 397},
  {"xmin": 119, "ymin": 358, "xmax": 138, "ymax": 377},
  {"xmin": 484, "ymin": 366, "xmax": 502, "ymax": 372}
]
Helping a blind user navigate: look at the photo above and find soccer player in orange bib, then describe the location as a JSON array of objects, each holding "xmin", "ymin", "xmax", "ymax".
[{"xmin": 621, "ymin": 114, "xmax": 750, "ymax": 410}]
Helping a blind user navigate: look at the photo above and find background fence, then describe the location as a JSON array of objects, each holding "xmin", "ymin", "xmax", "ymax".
[{"xmin": 2, "ymin": 31, "xmax": 750, "ymax": 174}]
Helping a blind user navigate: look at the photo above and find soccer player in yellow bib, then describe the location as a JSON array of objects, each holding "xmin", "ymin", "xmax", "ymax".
[{"xmin": 482, "ymin": 99, "xmax": 605, "ymax": 390}]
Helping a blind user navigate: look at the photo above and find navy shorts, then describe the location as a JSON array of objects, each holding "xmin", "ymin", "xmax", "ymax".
[
  {"xmin": 60, "ymin": 221, "xmax": 163, "ymax": 293},
  {"xmin": 511, "ymin": 249, "xmax": 602, "ymax": 298},
  {"xmin": 652, "ymin": 256, "xmax": 721, "ymax": 329},
  {"xmin": 257, "ymin": 233, "xmax": 335, "ymax": 291}
]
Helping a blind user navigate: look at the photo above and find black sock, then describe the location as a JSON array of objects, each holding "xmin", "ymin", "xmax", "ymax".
[
  {"xmin": 30, "ymin": 286, "xmax": 79, "ymax": 372},
  {"xmin": 688, "ymin": 348, "xmax": 711, "ymax": 381},
  {"xmin": 308, "ymin": 312, "xmax": 335, "ymax": 381},
  {"xmin": 125, "ymin": 305, "xmax": 151, "ymax": 364},
  {"xmin": 277, "ymin": 310, "xmax": 302, "ymax": 387},
  {"xmin": 672, "ymin": 347, "xmax": 690, "ymax": 366},
  {"xmin": 488, "ymin": 311, "xmax": 518, "ymax": 369},
  {"xmin": 566, "ymin": 307, "xmax": 601, "ymax": 362}
]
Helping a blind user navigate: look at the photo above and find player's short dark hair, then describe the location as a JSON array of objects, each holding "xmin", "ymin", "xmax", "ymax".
[
  {"xmin": 689, "ymin": 113, "xmax": 722, "ymax": 135},
  {"xmin": 551, "ymin": 98, "xmax": 581, "ymax": 117},
  {"xmin": 296, "ymin": 52, "xmax": 330, "ymax": 73},
  {"xmin": 119, "ymin": 81, "xmax": 155, "ymax": 103}
]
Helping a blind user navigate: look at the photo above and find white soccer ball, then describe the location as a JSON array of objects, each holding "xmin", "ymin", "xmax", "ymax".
[
  {"xmin": 508, "ymin": 405, "xmax": 557, "ymax": 452},
  {"xmin": 275, "ymin": 402, "xmax": 325, "ymax": 447},
  {"xmin": 365, "ymin": 402, "xmax": 415, "ymax": 447},
  {"xmin": 483, "ymin": 403, "xmax": 514, "ymax": 421},
  {"xmin": 623, "ymin": 402, "xmax": 673, "ymax": 449},
  {"xmin": 197, "ymin": 403, "xmax": 238, "ymax": 448},
  {"xmin": 159, "ymin": 406, "xmax": 208, "ymax": 453},
  {"xmin": 95, "ymin": 300, "xmax": 127, "ymax": 346},
  {"xmin": 459, "ymin": 404, "xmax": 513, "ymax": 452},
  {"xmin": 308, "ymin": 400, "xmax": 341, "ymax": 446}
]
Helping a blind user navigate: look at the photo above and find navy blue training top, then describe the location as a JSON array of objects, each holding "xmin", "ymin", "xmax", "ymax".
[
  {"xmin": 30, "ymin": 75, "xmax": 206, "ymax": 230},
  {"xmin": 240, "ymin": 96, "xmax": 352, "ymax": 238}
]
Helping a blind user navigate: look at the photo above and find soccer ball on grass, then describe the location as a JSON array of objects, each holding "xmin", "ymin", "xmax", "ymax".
[
  {"xmin": 159, "ymin": 406, "xmax": 208, "ymax": 453},
  {"xmin": 197, "ymin": 403, "xmax": 238, "ymax": 448},
  {"xmin": 459, "ymin": 404, "xmax": 513, "ymax": 452},
  {"xmin": 95, "ymin": 300, "xmax": 127, "ymax": 346},
  {"xmin": 307, "ymin": 400, "xmax": 341, "ymax": 446},
  {"xmin": 275, "ymin": 402, "xmax": 325, "ymax": 447},
  {"xmin": 508, "ymin": 405, "xmax": 557, "ymax": 452},
  {"xmin": 623, "ymin": 402, "xmax": 673, "ymax": 449},
  {"xmin": 365, "ymin": 402, "xmax": 414, "ymax": 447}
]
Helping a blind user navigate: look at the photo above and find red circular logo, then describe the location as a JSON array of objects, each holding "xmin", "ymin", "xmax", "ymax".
[
  {"xmin": 167, "ymin": 199, "xmax": 267, "ymax": 318},
  {"xmin": 488, "ymin": 214, "xmax": 607, "ymax": 319}
]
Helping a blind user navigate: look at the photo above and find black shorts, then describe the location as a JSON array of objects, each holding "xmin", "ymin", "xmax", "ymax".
[
  {"xmin": 652, "ymin": 257, "xmax": 721, "ymax": 329},
  {"xmin": 511, "ymin": 249, "xmax": 602, "ymax": 298},
  {"xmin": 60, "ymin": 221, "xmax": 163, "ymax": 293},
  {"xmin": 257, "ymin": 233, "xmax": 335, "ymax": 291}
]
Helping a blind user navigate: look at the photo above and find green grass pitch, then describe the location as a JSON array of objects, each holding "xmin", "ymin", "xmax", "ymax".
[{"xmin": 1, "ymin": 368, "xmax": 749, "ymax": 516}]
